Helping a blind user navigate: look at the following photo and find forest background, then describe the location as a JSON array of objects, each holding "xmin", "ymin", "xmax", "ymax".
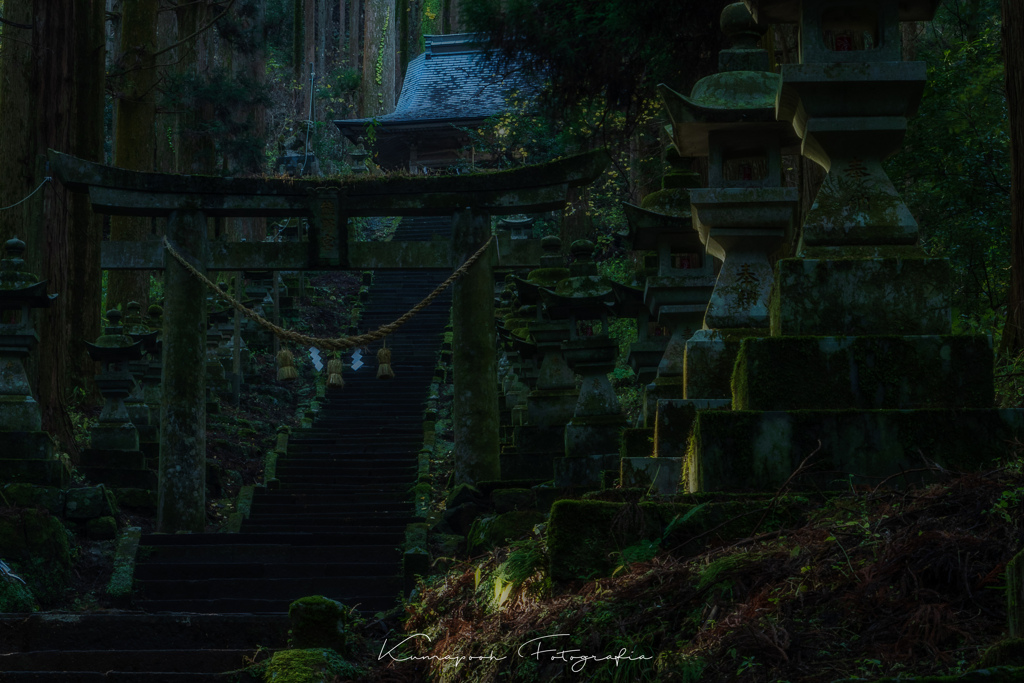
[{"xmin": 0, "ymin": 0, "xmax": 1017, "ymax": 451}]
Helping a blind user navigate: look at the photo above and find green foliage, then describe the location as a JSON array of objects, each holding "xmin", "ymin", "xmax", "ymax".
[
  {"xmin": 886, "ymin": 1, "xmax": 1008, "ymax": 334},
  {"xmin": 461, "ymin": 0, "xmax": 723, "ymax": 126},
  {"xmin": 162, "ymin": 68, "xmax": 273, "ymax": 174}
]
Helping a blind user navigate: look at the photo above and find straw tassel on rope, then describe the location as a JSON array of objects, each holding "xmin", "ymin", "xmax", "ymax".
[
  {"xmin": 327, "ymin": 356, "xmax": 344, "ymax": 390},
  {"xmin": 377, "ymin": 341, "xmax": 394, "ymax": 380},
  {"xmin": 277, "ymin": 349, "xmax": 297, "ymax": 382}
]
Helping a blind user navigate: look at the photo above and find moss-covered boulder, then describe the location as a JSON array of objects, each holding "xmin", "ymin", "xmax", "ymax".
[
  {"xmin": 262, "ymin": 648, "xmax": 363, "ymax": 683},
  {"xmin": 0, "ymin": 507, "xmax": 72, "ymax": 605},
  {"xmin": 468, "ymin": 511, "xmax": 546, "ymax": 553},
  {"xmin": 64, "ymin": 485, "xmax": 117, "ymax": 520},
  {"xmin": 288, "ymin": 596, "xmax": 354, "ymax": 653},
  {"xmin": 0, "ymin": 578, "xmax": 37, "ymax": 612},
  {"xmin": 981, "ymin": 639, "xmax": 1024, "ymax": 669}
]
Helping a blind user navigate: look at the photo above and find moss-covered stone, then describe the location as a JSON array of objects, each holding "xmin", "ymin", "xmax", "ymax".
[
  {"xmin": 1009, "ymin": 547, "xmax": 1024, "ymax": 638},
  {"xmin": 86, "ymin": 516, "xmax": 118, "ymax": 540},
  {"xmin": 773, "ymin": 257, "xmax": 952, "ymax": 336},
  {"xmin": 0, "ymin": 508, "xmax": 72, "ymax": 606},
  {"xmin": 0, "ymin": 577, "xmax": 37, "ymax": 612},
  {"xmin": 492, "ymin": 488, "xmax": 536, "ymax": 513},
  {"xmin": 1, "ymin": 484, "xmax": 63, "ymax": 514},
  {"xmin": 832, "ymin": 667, "xmax": 1024, "ymax": 682},
  {"xmin": 65, "ymin": 484, "xmax": 117, "ymax": 520},
  {"xmin": 107, "ymin": 526, "xmax": 141, "ymax": 602},
  {"xmin": 688, "ymin": 409, "xmax": 1023, "ymax": 493},
  {"xmin": 620, "ymin": 428, "xmax": 654, "ymax": 459},
  {"xmin": 547, "ymin": 498, "xmax": 805, "ymax": 581},
  {"xmin": 113, "ymin": 487, "xmax": 157, "ymax": 513},
  {"xmin": 620, "ymin": 457, "xmax": 682, "ymax": 495},
  {"xmin": 467, "ymin": 510, "xmax": 546, "ymax": 552},
  {"xmin": 683, "ymin": 331, "xmax": 742, "ymax": 400},
  {"xmin": 731, "ymin": 335, "xmax": 994, "ymax": 411},
  {"xmin": 981, "ymin": 639, "xmax": 1024, "ymax": 668},
  {"xmin": 654, "ymin": 400, "xmax": 697, "ymax": 458},
  {"xmin": 262, "ymin": 648, "xmax": 363, "ymax": 683},
  {"xmin": 287, "ymin": 596, "xmax": 354, "ymax": 653}
]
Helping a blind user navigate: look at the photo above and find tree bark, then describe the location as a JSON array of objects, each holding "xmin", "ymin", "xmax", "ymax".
[
  {"xmin": 302, "ymin": 0, "xmax": 315, "ymax": 117},
  {"xmin": 1001, "ymin": 0, "xmax": 1024, "ymax": 356},
  {"xmin": 338, "ymin": 0, "xmax": 347, "ymax": 57},
  {"xmin": 349, "ymin": 0, "xmax": 361, "ymax": 70},
  {"xmin": 68, "ymin": 0, "xmax": 107, "ymax": 387},
  {"xmin": 361, "ymin": 0, "xmax": 396, "ymax": 117},
  {"xmin": 175, "ymin": 1, "xmax": 217, "ymax": 175},
  {"xmin": 0, "ymin": 0, "xmax": 37, "ymax": 256},
  {"xmin": 109, "ymin": 0, "xmax": 158, "ymax": 313}
]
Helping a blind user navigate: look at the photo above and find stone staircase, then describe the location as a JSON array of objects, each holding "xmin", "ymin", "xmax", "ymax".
[{"xmin": 0, "ymin": 217, "xmax": 453, "ymax": 680}]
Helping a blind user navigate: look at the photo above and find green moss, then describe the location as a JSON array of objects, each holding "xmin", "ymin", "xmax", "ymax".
[
  {"xmin": 468, "ymin": 510, "xmax": 547, "ymax": 553},
  {"xmin": 833, "ymin": 668, "xmax": 1024, "ymax": 682},
  {"xmin": 981, "ymin": 639, "xmax": 1024, "ymax": 668},
  {"xmin": 287, "ymin": 596, "xmax": 354, "ymax": 653},
  {"xmin": 0, "ymin": 578, "xmax": 37, "ymax": 612},
  {"xmin": 547, "ymin": 498, "xmax": 806, "ymax": 581},
  {"xmin": 731, "ymin": 335, "xmax": 994, "ymax": 411},
  {"xmin": 689, "ymin": 409, "xmax": 1020, "ymax": 493},
  {"xmin": 620, "ymin": 428, "xmax": 654, "ymax": 459},
  {"xmin": 262, "ymin": 648, "xmax": 362, "ymax": 683}
]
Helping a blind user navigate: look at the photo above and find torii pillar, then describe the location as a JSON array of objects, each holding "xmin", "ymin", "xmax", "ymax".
[
  {"xmin": 160, "ymin": 209, "xmax": 209, "ymax": 532},
  {"xmin": 451, "ymin": 208, "xmax": 500, "ymax": 484}
]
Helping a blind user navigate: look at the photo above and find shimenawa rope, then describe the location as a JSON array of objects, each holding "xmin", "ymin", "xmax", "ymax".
[{"xmin": 162, "ymin": 234, "xmax": 494, "ymax": 352}]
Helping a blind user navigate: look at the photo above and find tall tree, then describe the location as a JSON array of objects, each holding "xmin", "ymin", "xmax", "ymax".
[
  {"xmin": 108, "ymin": 0, "xmax": 158, "ymax": 312},
  {"xmin": 0, "ymin": 0, "xmax": 82, "ymax": 450},
  {"xmin": 361, "ymin": 0, "xmax": 396, "ymax": 116},
  {"xmin": 1001, "ymin": 0, "xmax": 1024, "ymax": 354},
  {"xmin": 67, "ymin": 0, "xmax": 107, "ymax": 384}
]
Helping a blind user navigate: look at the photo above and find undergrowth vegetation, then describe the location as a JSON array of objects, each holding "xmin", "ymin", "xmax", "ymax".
[{"xmin": 368, "ymin": 468, "xmax": 1024, "ymax": 682}]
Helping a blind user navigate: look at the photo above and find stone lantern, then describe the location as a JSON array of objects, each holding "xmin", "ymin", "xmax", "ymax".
[
  {"xmin": 0, "ymin": 237, "xmax": 56, "ymax": 433},
  {"xmin": 623, "ymin": 199, "xmax": 716, "ymax": 420},
  {"xmin": 499, "ymin": 237, "xmax": 579, "ymax": 480},
  {"xmin": 541, "ymin": 240, "xmax": 624, "ymax": 487},
  {"xmin": 123, "ymin": 301, "xmax": 158, "ymax": 445},
  {"xmin": 743, "ymin": 0, "xmax": 947, "ymax": 336},
  {"xmin": 82, "ymin": 309, "xmax": 153, "ymax": 491},
  {"xmin": 0, "ymin": 237, "xmax": 63, "ymax": 485},
  {"xmin": 660, "ymin": 2, "xmax": 800, "ymax": 400},
  {"xmin": 745, "ymin": 0, "xmax": 939, "ymax": 255},
  {"xmin": 85, "ymin": 309, "xmax": 145, "ymax": 452},
  {"xmin": 499, "ymin": 215, "xmax": 535, "ymax": 241}
]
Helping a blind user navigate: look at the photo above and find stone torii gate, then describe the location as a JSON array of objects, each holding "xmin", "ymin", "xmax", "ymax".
[{"xmin": 49, "ymin": 149, "xmax": 608, "ymax": 533}]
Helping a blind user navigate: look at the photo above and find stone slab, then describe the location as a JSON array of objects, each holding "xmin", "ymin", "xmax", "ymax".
[
  {"xmin": 683, "ymin": 331, "xmax": 742, "ymax": 400},
  {"xmin": 773, "ymin": 257, "xmax": 951, "ymax": 336},
  {"xmin": 80, "ymin": 448, "xmax": 147, "ymax": 470},
  {"xmin": 513, "ymin": 425, "xmax": 564, "ymax": 454},
  {"xmin": 688, "ymin": 408, "xmax": 1024, "ymax": 493},
  {"xmin": 654, "ymin": 400, "xmax": 698, "ymax": 458},
  {"xmin": 553, "ymin": 453, "xmax": 620, "ymax": 488},
  {"xmin": 0, "ymin": 457, "xmax": 66, "ymax": 487},
  {"xmin": 500, "ymin": 452, "xmax": 555, "ymax": 481},
  {"xmin": 733, "ymin": 335, "xmax": 994, "ymax": 411},
  {"xmin": 620, "ymin": 457, "xmax": 682, "ymax": 496},
  {"xmin": 564, "ymin": 421, "xmax": 627, "ymax": 459},
  {"xmin": 0, "ymin": 432, "xmax": 56, "ymax": 460},
  {"xmin": 79, "ymin": 466, "xmax": 157, "ymax": 490}
]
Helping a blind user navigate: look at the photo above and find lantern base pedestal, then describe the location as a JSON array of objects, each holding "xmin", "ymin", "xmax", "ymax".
[{"xmin": 772, "ymin": 256, "xmax": 952, "ymax": 337}]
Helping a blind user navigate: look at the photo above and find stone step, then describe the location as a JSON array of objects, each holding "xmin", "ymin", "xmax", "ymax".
[
  {"xmin": 0, "ymin": 613, "xmax": 288, "ymax": 653},
  {"xmin": 133, "ymin": 576, "xmax": 399, "ymax": 601},
  {"xmin": 252, "ymin": 491, "xmax": 407, "ymax": 505},
  {"xmin": 0, "ymin": 671, "xmax": 254, "ymax": 682},
  {"xmin": 242, "ymin": 516, "xmax": 415, "ymax": 531},
  {"xmin": 248, "ymin": 501, "xmax": 412, "ymax": 515},
  {"xmin": 141, "ymin": 531, "xmax": 403, "ymax": 546},
  {"xmin": 134, "ymin": 594, "xmax": 397, "ymax": 615},
  {"xmin": 0, "ymin": 649, "xmax": 265, "ymax": 673},
  {"xmin": 135, "ymin": 561, "xmax": 399, "ymax": 581},
  {"xmin": 139, "ymin": 544, "xmax": 401, "ymax": 564}
]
